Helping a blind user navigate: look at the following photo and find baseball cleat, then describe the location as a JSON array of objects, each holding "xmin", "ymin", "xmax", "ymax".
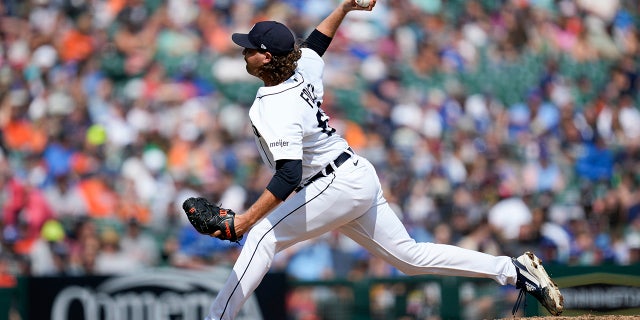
[{"xmin": 512, "ymin": 251, "xmax": 564, "ymax": 316}]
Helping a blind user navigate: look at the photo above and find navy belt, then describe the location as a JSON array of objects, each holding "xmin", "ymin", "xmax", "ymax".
[{"xmin": 296, "ymin": 147, "xmax": 353, "ymax": 192}]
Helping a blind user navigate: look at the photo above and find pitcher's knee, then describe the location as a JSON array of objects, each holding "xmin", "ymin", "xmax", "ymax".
[{"xmin": 384, "ymin": 242, "xmax": 436, "ymax": 276}]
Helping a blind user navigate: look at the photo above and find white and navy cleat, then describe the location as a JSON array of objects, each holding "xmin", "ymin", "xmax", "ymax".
[{"xmin": 512, "ymin": 251, "xmax": 564, "ymax": 316}]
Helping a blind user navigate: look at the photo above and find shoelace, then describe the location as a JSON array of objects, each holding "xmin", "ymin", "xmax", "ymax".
[{"xmin": 511, "ymin": 288, "xmax": 527, "ymax": 315}]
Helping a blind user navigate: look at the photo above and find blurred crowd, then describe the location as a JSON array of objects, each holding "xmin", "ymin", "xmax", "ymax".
[{"xmin": 0, "ymin": 0, "xmax": 639, "ymax": 317}]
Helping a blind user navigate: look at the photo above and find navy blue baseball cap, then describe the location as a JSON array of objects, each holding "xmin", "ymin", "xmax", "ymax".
[{"xmin": 232, "ymin": 21, "xmax": 295, "ymax": 56}]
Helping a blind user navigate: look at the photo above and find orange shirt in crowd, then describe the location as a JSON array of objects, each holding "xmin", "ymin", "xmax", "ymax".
[
  {"xmin": 3, "ymin": 120, "xmax": 47, "ymax": 153},
  {"xmin": 77, "ymin": 178, "xmax": 118, "ymax": 218},
  {"xmin": 59, "ymin": 29, "xmax": 94, "ymax": 63},
  {"xmin": 0, "ymin": 274, "xmax": 17, "ymax": 288}
]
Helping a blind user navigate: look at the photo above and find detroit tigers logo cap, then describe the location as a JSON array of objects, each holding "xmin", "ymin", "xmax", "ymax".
[{"xmin": 232, "ymin": 21, "xmax": 295, "ymax": 56}]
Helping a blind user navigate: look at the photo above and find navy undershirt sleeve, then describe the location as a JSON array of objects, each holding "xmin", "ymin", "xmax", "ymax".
[
  {"xmin": 266, "ymin": 159, "xmax": 302, "ymax": 200},
  {"xmin": 304, "ymin": 29, "xmax": 333, "ymax": 57}
]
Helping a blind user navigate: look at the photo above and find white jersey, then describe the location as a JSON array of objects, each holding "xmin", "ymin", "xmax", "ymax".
[{"xmin": 249, "ymin": 48, "xmax": 349, "ymax": 183}]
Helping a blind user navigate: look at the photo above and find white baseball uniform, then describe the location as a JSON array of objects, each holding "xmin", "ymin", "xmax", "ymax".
[{"xmin": 206, "ymin": 48, "xmax": 518, "ymax": 320}]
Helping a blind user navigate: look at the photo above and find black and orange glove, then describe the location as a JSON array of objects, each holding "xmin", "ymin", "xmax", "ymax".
[{"xmin": 182, "ymin": 197, "xmax": 240, "ymax": 242}]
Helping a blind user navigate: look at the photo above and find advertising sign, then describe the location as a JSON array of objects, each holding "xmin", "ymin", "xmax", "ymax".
[
  {"xmin": 26, "ymin": 268, "xmax": 263, "ymax": 320},
  {"xmin": 542, "ymin": 266, "xmax": 640, "ymax": 316}
]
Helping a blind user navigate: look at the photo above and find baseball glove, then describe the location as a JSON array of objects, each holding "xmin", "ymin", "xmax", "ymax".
[{"xmin": 182, "ymin": 197, "xmax": 240, "ymax": 242}]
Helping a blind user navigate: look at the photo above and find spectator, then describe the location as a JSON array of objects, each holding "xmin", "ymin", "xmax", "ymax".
[
  {"xmin": 94, "ymin": 226, "xmax": 143, "ymax": 275},
  {"xmin": 119, "ymin": 218, "xmax": 159, "ymax": 267},
  {"xmin": 487, "ymin": 190, "xmax": 533, "ymax": 244},
  {"xmin": 2, "ymin": 175, "xmax": 54, "ymax": 239},
  {"xmin": 66, "ymin": 217, "xmax": 99, "ymax": 275},
  {"xmin": 56, "ymin": 11, "xmax": 95, "ymax": 64},
  {"xmin": 27, "ymin": 219, "xmax": 68, "ymax": 276},
  {"xmin": 574, "ymin": 134, "xmax": 614, "ymax": 182}
]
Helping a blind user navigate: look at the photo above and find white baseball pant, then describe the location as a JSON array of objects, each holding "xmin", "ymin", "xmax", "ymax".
[{"xmin": 206, "ymin": 154, "xmax": 517, "ymax": 320}]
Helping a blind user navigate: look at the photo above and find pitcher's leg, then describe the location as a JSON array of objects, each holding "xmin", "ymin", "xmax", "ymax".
[
  {"xmin": 339, "ymin": 202, "xmax": 517, "ymax": 285},
  {"xmin": 206, "ymin": 173, "xmax": 372, "ymax": 320},
  {"xmin": 205, "ymin": 219, "xmax": 276, "ymax": 320}
]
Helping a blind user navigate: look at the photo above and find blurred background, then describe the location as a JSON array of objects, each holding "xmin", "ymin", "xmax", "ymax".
[{"xmin": 0, "ymin": 0, "xmax": 639, "ymax": 319}]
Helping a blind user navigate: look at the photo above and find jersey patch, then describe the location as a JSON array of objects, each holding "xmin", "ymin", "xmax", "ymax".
[{"xmin": 269, "ymin": 139, "xmax": 290, "ymax": 148}]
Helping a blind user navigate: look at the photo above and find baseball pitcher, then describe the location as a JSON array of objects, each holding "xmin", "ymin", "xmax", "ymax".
[{"xmin": 182, "ymin": 1, "xmax": 564, "ymax": 319}]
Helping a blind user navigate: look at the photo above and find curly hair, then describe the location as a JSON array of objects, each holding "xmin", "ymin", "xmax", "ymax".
[{"xmin": 258, "ymin": 44, "xmax": 303, "ymax": 85}]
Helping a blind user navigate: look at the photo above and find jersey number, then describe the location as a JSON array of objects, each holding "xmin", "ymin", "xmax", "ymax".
[
  {"xmin": 301, "ymin": 83, "xmax": 335, "ymax": 136},
  {"xmin": 316, "ymin": 108, "xmax": 336, "ymax": 136}
]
